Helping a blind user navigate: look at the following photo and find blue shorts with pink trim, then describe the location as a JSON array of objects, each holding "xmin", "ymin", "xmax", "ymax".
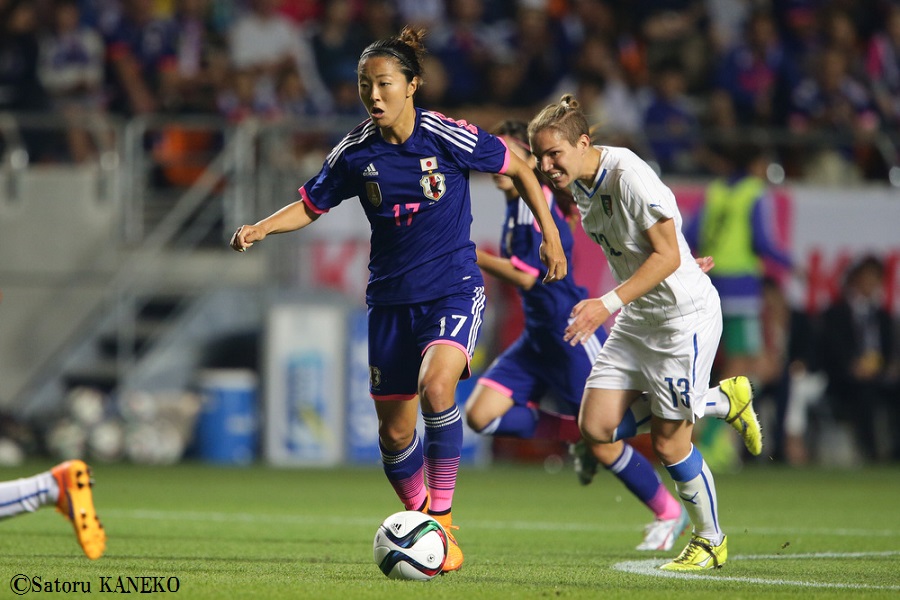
[
  {"xmin": 477, "ymin": 327, "xmax": 605, "ymax": 416},
  {"xmin": 368, "ymin": 286, "xmax": 486, "ymax": 400}
]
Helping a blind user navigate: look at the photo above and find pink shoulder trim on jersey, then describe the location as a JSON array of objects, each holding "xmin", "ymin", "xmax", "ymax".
[
  {"xmin": 298, "ymin": 186, "xmax": 328, "ymax": 214},
  {"xmin": 510, "ymin": 255, "xmax": 541, "ymax": 278},
  {"xmin": 372, "ymin": 393, "xmax": 418, "ymax": 401},
  {"xmin": 477, "ymin": 377, "xmax": 513, "ymax": 398},
  {"xmin": 429, "ymin": 110, "xmax": 478, "ymax": 134},
  {"xmin": 496, "ymin": 137, "xmax": 512, "ymax": 175}
]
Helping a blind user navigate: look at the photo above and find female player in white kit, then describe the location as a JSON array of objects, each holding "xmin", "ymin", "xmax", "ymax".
[{"xmin": 528, "ymin": 95, "xmax": 762, "ymax": 571}]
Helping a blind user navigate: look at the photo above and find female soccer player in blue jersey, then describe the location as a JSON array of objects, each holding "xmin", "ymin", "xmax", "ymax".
[
  {"xmin": 465, "ymin": 120, "xmax": 691, "ymax": 552},
  {"xmin": 230, "ymin": 27, "xmax": 567, "ymax": 572},
  {"xmin": 528, "ymin": 95, "xmax": 762, "ymax": 571}
]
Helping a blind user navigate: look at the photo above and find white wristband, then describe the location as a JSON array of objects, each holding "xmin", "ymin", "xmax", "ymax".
[{"xmin": 600, "ymin": 290, "xmax": 624, "ymax": 314}]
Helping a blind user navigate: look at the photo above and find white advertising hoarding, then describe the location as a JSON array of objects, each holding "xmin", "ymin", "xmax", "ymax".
[{"xmin": 265, "ymin": 303, "xmax": 346, "ymax": 466}]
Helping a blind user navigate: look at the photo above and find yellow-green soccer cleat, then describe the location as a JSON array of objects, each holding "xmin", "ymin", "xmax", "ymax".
[
  {"xmin": 721, "ymin": 376, "xmax": 763, "ymax": 456},
  {"xmin": 52, "ymin": 460, "xmax": 106, "ymax": 560},
  {"xmin": 660, "ymin": 534, "xmax": 727, "ymax": 571}
]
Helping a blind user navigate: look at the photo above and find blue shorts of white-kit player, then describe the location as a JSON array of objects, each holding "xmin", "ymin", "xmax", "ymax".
[
  {"xmin": 584, "ymin": 307, "xmax": 723, "ymax": 422},
  {"xmin": 367, "ymin": 285, "xmax": 487, "ymax": 400}
]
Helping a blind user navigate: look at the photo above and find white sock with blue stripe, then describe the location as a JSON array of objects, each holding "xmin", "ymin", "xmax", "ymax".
[
  {"xmin": 665, "ymin": 444, "xmax": 723, "ymax": 545},
  {"xmin": 0, "ymin": 471, "xmax": 58, "ymax": 518},
  {"xmin": 704, "ymin": 385, "xmax": 729, "ymax": 419}
]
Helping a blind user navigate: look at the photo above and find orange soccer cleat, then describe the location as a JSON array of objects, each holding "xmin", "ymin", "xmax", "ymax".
[{"xmin": 51, "ymin": 460, "xmax": 106, "ymax": 560}]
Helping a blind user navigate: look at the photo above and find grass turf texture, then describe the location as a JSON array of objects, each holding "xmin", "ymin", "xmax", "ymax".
[{"xmin": 1, "ymin": 460, "xmax": 898, "ymax": 599}]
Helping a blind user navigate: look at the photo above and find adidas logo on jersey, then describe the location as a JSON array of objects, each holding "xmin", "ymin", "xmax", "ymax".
[{"xmin": 363, "ymin": 163, "xmax": 379, "ymax": 177}]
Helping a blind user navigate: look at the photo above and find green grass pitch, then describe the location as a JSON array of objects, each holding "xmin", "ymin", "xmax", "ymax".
[{"xmin": 1, "ymin": 459, "xmax": 898, "ymax": 599}]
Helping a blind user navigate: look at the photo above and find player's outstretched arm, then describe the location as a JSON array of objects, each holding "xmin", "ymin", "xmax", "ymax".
[{"xmin": 230, "ymin": 200, "xmax": 320, "ymax": 252}]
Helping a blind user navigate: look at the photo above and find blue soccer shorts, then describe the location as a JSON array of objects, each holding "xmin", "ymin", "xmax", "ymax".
[{"xmin": 367, "ymin": 286, "xmax": 486, "ymax": 400}]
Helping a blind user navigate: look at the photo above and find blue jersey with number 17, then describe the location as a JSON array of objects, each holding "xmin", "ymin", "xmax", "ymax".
[{"xmin": 300, "ymin": 108, "xmax": 511, "ymax": 306}]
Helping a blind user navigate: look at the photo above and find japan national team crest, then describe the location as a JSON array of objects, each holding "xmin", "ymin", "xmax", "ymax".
[
  {"xmin": 366, "ymin": 182, "xmax": 382, "ymax": 207},
  {"xmin": 369, "ymin": 365, "xmax": 382, "ymax": 389},
  {"xmin": 420, "ymin": 173, "xmax": 446, "ymax": 201},
  {"xmin": 601, "ymin": 194, "xmax": 613, "ymax": 217}
]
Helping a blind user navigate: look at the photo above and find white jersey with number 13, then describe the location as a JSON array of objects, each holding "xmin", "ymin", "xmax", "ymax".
[{"xmin": 569, "ymin": 145, "xmax": 719, "ymax": 326}]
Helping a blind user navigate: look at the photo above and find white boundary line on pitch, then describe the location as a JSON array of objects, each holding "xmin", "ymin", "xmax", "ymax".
[
  {"xmin": 613, "ymin": 552, "xmax": 900, "ymax": 590},
  {"xmin": 101, "ymin": 509, "xmax": 900, "ymax": 538}
]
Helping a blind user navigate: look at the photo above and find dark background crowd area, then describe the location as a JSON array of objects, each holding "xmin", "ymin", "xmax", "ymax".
[{"xmin": 3, "ymin": 0, "xmax": 900, "ymax": 180}]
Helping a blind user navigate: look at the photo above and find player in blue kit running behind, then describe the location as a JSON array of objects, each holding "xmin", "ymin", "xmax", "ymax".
[
  {"xmin": 528, "ymin": 95, "xmax": 762, "ymax": 571},
  {"xmin": 231, "ymin": 27, "xmax": 567, "ymax": 573},
  {"xmin": 465, "ymin": 120, "xmax": 726, "ymax": 552}
]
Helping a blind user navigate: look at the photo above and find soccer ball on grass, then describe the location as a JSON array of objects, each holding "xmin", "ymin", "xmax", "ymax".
[{"xmin": 373, "ymin": 510, "xmax": 447, "ymax": 580}]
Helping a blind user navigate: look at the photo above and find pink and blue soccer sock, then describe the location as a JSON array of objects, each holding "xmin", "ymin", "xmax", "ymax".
[
  {"xmin": 478, "ymin": 405, "xmax": 537, "ymax": 438},
  {"xmin": 423, "ymin": 404, "xmax": 463, "ymax": 516},
  {"xmin": 607, "ymin": 443, "xmax": 682, "ymax": 520},
  {"xmin": 479, "ymin": 406, "xmax": 580, "ymax": 443},
  {"xmin": 380, "ymin": 432, "xmax": 428, "ymax": 511}
]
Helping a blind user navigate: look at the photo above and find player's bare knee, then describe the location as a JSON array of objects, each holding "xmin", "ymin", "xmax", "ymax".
[
  {"xmin": 418, "ymin": 379, "xmax": 456, "ymax": 413},
  {"xmin": 579, "ymin": 420, "xmax": 615, "ymax": 445},
  {"xmin": 378, "ymin": 423, "xmax": 414, "ymax": 451}
]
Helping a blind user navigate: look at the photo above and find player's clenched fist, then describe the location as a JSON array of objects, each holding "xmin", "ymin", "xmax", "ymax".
[
  {"xmin": 539, "ymin": 239, "xmax": 568, "ymax": 283},
  {"xmin": 230, "ymin": 225, "xmax": 264, "ymax": 252}
]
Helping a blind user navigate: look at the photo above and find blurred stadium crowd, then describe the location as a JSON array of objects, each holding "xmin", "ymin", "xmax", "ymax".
[
  {"xmin": 1, "ymin": 0, "xmax": 898, "ymax": 468},
  {"xmin": 2, "ymin": 0, "xmax": 900, "ymax": 181}
]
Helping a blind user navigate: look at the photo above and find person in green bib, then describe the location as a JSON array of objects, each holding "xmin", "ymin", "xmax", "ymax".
[{"xmin": 686, "ymin": 143, "xmax": 793, "ymax": 385}]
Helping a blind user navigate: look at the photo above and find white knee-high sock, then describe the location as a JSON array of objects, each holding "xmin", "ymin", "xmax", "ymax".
[
  {"xmin": 704, "ymin": 385, "xmax": 730, "ymax": 419},
  {"xmin": 0, "ymin": 472, "xmax": 58, "ymax": 519},
  {"xmin": 665, "ymin": 444, "xmax": 723, "ymax": 544}
]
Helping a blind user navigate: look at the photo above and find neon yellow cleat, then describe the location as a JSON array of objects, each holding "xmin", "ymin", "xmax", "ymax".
[
  {"xmin": 52, "ymin": 460, "xmax": 106, "ymax": 560},
  {"xmin": 429, "ymin": 512, "xmax": 463, "ymax": 572},
  {"xmin": 721, "ymin": 376, "xmax": 763, "ymax": 456},
  {"xmin": 660, "ymin": 534, "xmax": 727, "ymax": 571}
]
